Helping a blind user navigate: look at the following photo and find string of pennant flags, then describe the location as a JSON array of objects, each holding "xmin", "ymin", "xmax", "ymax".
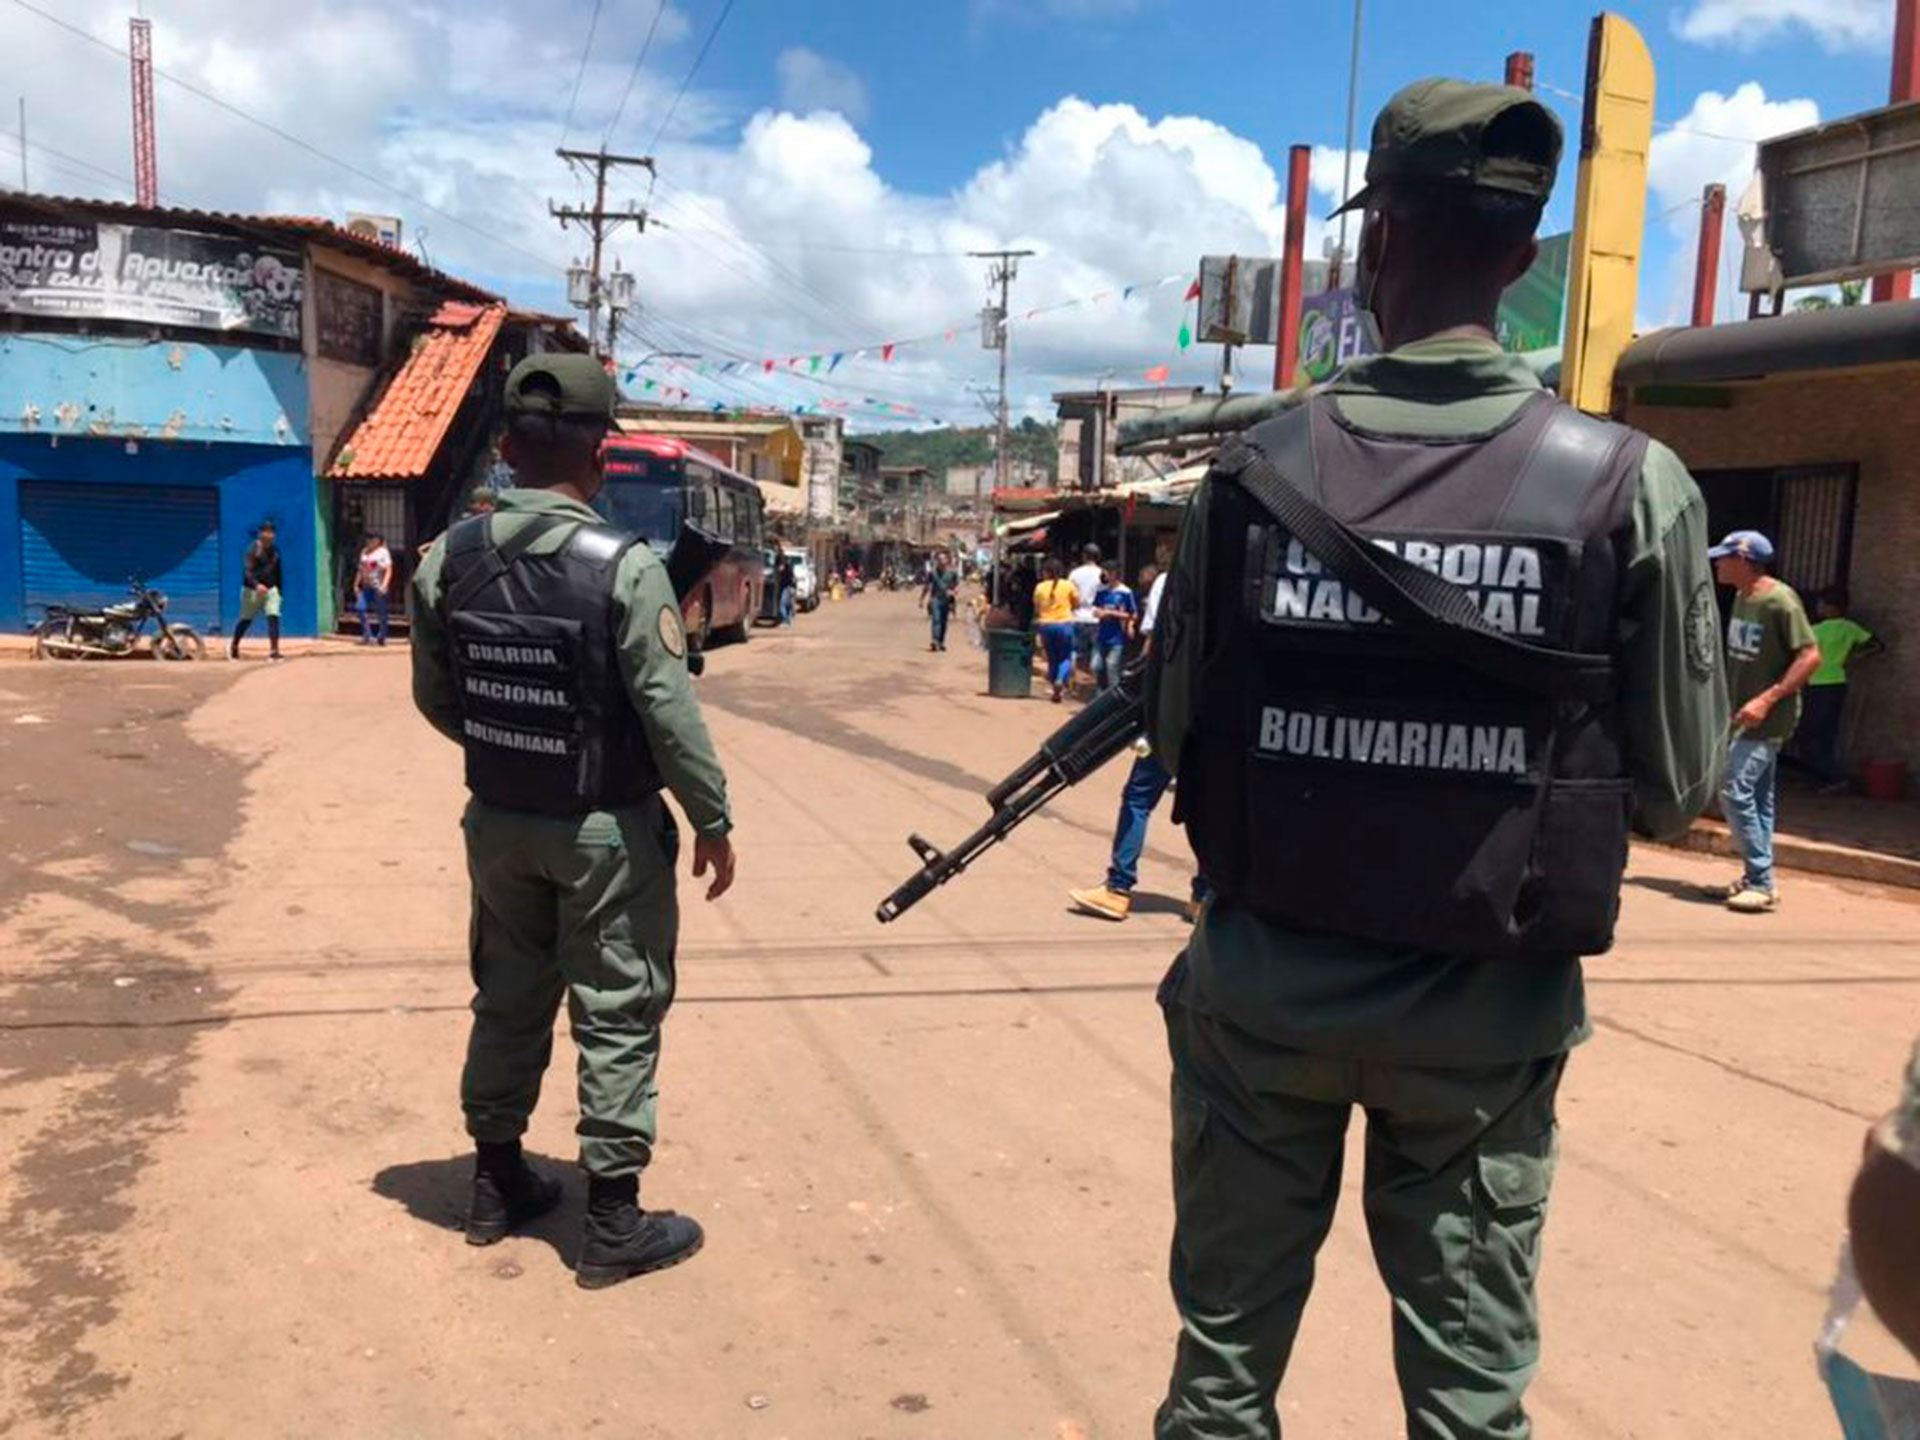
[{"xmin": 618, "ymin": 269, "xmax": 1210, "ymax": 420}]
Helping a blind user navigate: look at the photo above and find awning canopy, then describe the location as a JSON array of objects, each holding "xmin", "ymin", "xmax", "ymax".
[
  {"xmin": 757, "ymin": 478, "xmax": 806, "ymax": 516},
  {"xmin": 1617, "ymin": 299, "xmax": 1920, "ymax": 388}
]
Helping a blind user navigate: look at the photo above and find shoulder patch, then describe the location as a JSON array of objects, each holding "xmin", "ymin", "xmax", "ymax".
[
  {"xmin": 1685, "ymin": 579, "xmax": 1719, "ymax": 680},
  {"xmin": 657, "ymin": 604, "xmax": 687, "ymax": 659}
]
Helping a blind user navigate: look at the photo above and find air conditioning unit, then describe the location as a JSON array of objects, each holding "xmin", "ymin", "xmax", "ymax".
[{"xmin": 345, "ymin": 212, "xmax": 404, "ymax": 248}]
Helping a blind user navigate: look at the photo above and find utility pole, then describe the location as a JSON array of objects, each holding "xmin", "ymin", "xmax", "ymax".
[
  {"xmin": 971, "ymin": 249, "xmax": 1035, "ymax": 504},
  {"xmin": 16, "ymin": 98, "xmax": 26, "ymax": 191},
  {"xmin": 551, "ymin": 148, "xmax": 653, "ymax": 357}
]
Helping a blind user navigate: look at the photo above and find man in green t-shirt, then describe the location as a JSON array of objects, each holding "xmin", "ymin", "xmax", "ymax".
[
  {"xmin": 1712, "ymin": 530, "xmax": 1820, "ymax": 912},
  {"xmin": 1805, "ymin": 587, "xmax": 1885, "ymax": 792}
]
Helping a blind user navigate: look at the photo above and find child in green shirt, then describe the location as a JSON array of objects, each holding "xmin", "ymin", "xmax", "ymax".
[{"xmin": 1805, "ymin": 587, "xmax": 1885, "ymax": 792}]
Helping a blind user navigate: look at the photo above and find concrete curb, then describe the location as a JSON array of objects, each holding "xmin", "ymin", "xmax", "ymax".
[{"xmin": 1649, "ymin": 819, "xmax": 1920, "ymax": 891}]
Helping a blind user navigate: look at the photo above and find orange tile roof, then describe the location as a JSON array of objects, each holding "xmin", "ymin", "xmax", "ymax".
[{"xmin": 330, "ymin": 302, "xmax": 507, "ymax": 481}]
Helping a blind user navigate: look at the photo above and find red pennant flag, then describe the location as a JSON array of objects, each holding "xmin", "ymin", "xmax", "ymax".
[
  {"xmin": 1184, "ymin": 278, "xmax": 1202, "ymax": 301},
  {"xmin": 762, "ymin": 359, "xmax": 775, "ymax": 373},
  {"xmin": 1145, "ymin": 364, "xmax": 1171, "ymax": 383},
  {"xmin": 881, "ymin": 343, "xmax": 896, "ymax": 362}
]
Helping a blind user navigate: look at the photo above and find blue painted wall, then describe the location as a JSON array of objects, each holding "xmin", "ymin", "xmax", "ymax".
[
  {"xmin": 0, "ymin": 436, "xmax": 317, "ymax": 636},
  {"xmin": 0, "ymin": 332, "xmax": 309, "ymax": 447}
]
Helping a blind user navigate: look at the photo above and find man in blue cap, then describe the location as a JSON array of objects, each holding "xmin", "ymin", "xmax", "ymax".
[{"xmin": 1710, "ymin": 529, "xmax": 1820, "ymax": 913}]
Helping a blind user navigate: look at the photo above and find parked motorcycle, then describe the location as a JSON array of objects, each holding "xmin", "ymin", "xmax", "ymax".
[{"xmin": 32, "ymin": 579, "xmax": 206, "ymax": 662}]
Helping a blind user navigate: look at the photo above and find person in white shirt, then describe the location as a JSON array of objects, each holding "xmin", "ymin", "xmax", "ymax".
[
  {"xmin": 1066, "ymin": 563, "xmax": 1207, "ymax": 923},
  {"xmin": 356, "ymin": 534, "xmax": 394, "ymax": 646},
  {"xmin": 1068, "ymin": 543, "xmax": 1105, "ymax": 679}
]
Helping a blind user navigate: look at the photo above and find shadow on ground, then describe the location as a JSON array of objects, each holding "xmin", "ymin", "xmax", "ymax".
[{"xmin": 371, "ymin": 1152, "xmax": 581, "ymax": 1270}]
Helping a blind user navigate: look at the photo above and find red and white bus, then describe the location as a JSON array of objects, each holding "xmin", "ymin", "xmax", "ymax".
[{"xmin": 598, "ymin": 433, "xmax": 766, "ymax": 648}]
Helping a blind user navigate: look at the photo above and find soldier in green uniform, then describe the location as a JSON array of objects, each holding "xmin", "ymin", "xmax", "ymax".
[
  {"xmin": 411, "ymin": 353, "xmax": 736, "ymax": 1290},
  {"xmin": 1147, "ymin": 81, "xmax": 1728, "ymax": 1436}
]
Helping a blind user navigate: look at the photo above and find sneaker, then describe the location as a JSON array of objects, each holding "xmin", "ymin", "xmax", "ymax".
[
  {"xmin": 1699, "ymin": 878, "xmax": 1746, "ymax": 901},
  {"xmin": 1725, "ymin": 886, "xmax": 1779, "ymax": 914},
  {"xmin": 1067, "ymin": 886, "xmax": 1131, "ymax": 921},
  {"xmin": 268, "ymin": 653, "xmax": 284, "ymax": 663}
]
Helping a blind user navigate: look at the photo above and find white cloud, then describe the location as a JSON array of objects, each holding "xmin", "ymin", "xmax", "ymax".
[
  {"xmin": 775, "ymin": 47, "xmax": 870, "ymax": 125},
  {"xmin": 0, "ymin": 2, "xmax": 1349, "ymax": 423},
  {"xmin": 1646, "ymin": 84, "xmax": 1820, "ymax": 323},
  {"xmin": 1674, "ymin": 0, "xmax": 1890, "ymax": 52}
]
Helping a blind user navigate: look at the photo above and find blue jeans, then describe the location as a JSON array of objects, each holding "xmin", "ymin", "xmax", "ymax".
[
  {"xmin": 779, "ymin": 587, "xmax": 795, "ymax": 626},
  {"xmin": 1092, "ymin": 641, "xmax": 1126, "ymax": 691},
  {"xmin": 1721, "ymin": 737, "xmax": 1780, "ymax": 892},
  {"xmin": 1107, "ymin": 753, "xmax": 1208, "ymax": 901},
  {"xmin": 929, "ymin": 599, "xmax": 951, "ymax": 647},
  {"xmin": 356, "ymin": 587, "xmax": 389, "ymax": 644},
  {"xmin": 1039, "ymin": 623, "xmax": 1075, "ymax": 688}
]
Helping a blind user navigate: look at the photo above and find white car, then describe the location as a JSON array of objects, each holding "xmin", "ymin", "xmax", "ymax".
[{"xmin": 783, "ymin": 548, "xmax": 820, "ymax": 611}]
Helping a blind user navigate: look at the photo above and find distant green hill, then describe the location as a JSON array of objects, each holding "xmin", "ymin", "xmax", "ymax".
[{"xmin": 867, "ymin": 418, "xmax": 1056, "ymax": 483}]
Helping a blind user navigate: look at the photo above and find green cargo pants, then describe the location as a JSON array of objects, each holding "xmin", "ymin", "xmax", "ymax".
[
  {"xmin": 1157, "ymin": 998, "xmax": 1565, "ymax": 1440},
  {"xmin": 459, "ymin": 796, "xmax": 679, "ymax": 1178}
]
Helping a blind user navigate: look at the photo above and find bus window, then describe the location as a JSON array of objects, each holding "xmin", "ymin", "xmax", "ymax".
[{"xmin": 713, "ymin": 484, "xmax": 735, "ymax": 543}]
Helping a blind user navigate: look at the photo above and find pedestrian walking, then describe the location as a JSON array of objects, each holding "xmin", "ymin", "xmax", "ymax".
[
  {"xmin": 1067, "ymin": 561, "xmax": 1202, "ymax": 922},
  {"xmin": 229, "ymin": 520, "xmax": 284, "ymax": 661},
  {"xmin": 1146, "ymin": 79, "xmax": 1726, "ymax": 1438},
  {"xmin": 1068, "ymin": 543, "xmax": 1103, "ymax": 675},
  {"xmin": 1090, "ymin": 568, "xmax": 1136, "ymax": 690},
  {"xmin": 776, "ymin": 552, "xmax": 797, "ymax": 627},
  {"xmin": 923, "ymin": 549, "xmax": 960, "ymax": 652},
  {"xmin": 355, "ymin": 534, "xmax": 393, "ymax": 646},
  {"xmin": 1712, "ymin": 530, "xmax": 1820, "ymax": 913},
  {"xmin": 1804, "ymin": 586, "xmax": 1883, "ymax": 792},
  {"xmin": 1032, "ymin": 557, "xmax": 1079, "ymax": 703},
  {"xmin": 410, "ymin": 353, "xmax": 736, "ymax": 1290}
]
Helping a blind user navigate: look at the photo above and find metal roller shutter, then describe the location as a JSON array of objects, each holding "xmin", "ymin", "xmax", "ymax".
[{"xmin": 22, "ymin": 481, "xmax": 222, "ymax": 630}]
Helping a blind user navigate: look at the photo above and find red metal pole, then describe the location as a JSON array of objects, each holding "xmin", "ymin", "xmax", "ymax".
[
  {"xmin": 1274, "ymin": 143, "xmax": 1311, "ymax": 391},
  {"xmin": 1873, "ymin": 0, "xmax": 1919, "ymax": 301},
  {"xmin": 1504, "ymin": 51, "xmax": 1535, "ymax": 91},
  {"xmin": 1692, "ymin": 183, "xmax": 1726, "ymax": 326}
]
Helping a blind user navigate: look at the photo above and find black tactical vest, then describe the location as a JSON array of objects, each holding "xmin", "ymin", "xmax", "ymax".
[
  {"xmin": 438, "ymin": 514, "xmax": 663, "ymax": 816},
  {"xmin": 1176, "ymin": 390, "xmax": 1647, "ymax": 959}
]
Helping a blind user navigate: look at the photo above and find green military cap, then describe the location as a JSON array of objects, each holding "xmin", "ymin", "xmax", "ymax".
[
  {"xmin": 504, "ymin": 352, "xmax": 618, "ymax": 423},
  {"xmin": 1333, "ymin": 78, "xmax": 1562, "ymax": 215}
]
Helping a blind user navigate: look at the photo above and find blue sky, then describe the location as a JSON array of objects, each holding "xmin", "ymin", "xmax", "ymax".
[{"xmin": 1, "ymin": 0, "xmax": 1901, "ymax": 422}]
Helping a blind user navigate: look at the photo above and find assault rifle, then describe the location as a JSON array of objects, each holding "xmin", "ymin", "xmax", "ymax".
[{"xmin": 875, "ymin": 665, "xmax": 1147, "ymax": 924}]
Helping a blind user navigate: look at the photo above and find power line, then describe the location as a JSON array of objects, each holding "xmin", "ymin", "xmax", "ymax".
[
  {"xmin": 0, "ymin": 128, "xmax": 135, "ymax": 193},
  {"xmin": 648, "ymin": 0, "xmax": 737, "ymax": 152},
  {"xmin": 7, "ymin": 0, "xmax": 563, "ymax": 277},
  {"xmin": 558, "ymin": 0, "xmax": 604, "ymax": 147},
  {"xmin": 605, "ymin": 0, "xmax": 670, "ymax": 145}
]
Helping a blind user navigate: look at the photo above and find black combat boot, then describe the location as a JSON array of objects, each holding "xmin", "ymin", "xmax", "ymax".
[
  {"xmin": 576, "ymin": 1174, "xmax": 704, "ymax": 1290},
  {"xmin": 464, "ymin": 1140, "xmax": 563, "ymax": 1246}
]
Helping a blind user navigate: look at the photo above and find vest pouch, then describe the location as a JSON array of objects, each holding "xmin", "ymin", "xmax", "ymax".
[
  {"xmin": 450, "ymin": 609, "xmax": 588, "ymax": 816},
  {"xmin": 1228, "ymin": 695, "xmax": 1551, "ymax": 956},
  {"xmin": 1515, "ymin": 778, "xmax": 1633, "ymax": 955}
]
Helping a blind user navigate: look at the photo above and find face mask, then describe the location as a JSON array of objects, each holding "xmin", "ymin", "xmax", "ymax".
[{"xmin": 1354, "ymin": 214, "xmax": 1387, "ymax": 354}]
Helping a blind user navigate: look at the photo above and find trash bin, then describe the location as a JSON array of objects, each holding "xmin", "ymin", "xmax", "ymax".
[{"xmin": 986, "ymin": 628, "xmax": 1035, "ymax": 699}]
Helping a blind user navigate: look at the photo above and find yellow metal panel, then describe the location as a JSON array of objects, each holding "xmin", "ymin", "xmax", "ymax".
[{"xmin": 1560, "ymin": 13, "xmax": 1655, "ymax": 415}]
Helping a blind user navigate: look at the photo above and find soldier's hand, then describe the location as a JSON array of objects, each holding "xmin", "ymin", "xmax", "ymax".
[{"xmin": 693, "ymin": 831, "xmax": 736, "ymax": 901}]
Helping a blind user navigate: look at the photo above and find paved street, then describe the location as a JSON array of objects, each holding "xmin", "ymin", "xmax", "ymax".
[{"xmin": 2, "ymin": 591, "xmax": 1916, "ymax": 1439}]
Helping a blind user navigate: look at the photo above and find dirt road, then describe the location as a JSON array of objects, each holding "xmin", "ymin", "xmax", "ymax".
[{"xmin": 3, "ymin": 593, "xmax": 1914, "ymax": 1438}]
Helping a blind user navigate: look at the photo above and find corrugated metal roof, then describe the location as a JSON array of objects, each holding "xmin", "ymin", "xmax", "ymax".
[
  {"xmin": 330, "ymin": 302, "xmax": 507, "ymax": 481},
  {"xmin": 0, "ymin": 193, "xmax": 499, "ymax": 302}
]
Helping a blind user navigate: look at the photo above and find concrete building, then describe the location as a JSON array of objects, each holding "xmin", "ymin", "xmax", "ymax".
[
  {"xmin": 1054, "ymin": 386, "xmax": 1205, "ymax": 491},
  {"xmin": 1617, "ymin": 301, "xmax": 1920, "ymax": 777},
  {"xmin": 0, "ymin": 193, "xmax": 549, "ymax": 637}
]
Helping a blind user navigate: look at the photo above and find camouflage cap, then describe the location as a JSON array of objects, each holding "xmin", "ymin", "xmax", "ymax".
[
  {"xmin": 1333, "ymin": 78, "xmax": 1562, "ymax": 216},
  {"xmin": 503, "ymin": 352, "xmax": 617, "ymax": 423}
]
